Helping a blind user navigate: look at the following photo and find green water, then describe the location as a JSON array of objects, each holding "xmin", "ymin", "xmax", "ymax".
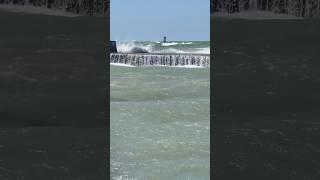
[{"xmin": 110, "ymin": 66, "xmax": 210, "ymax": 180}]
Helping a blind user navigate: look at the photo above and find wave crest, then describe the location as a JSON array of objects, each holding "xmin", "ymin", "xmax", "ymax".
[
  {"xmin": 117, "ymin": 42, "xmax": 151, "ymax": 53},
  {"xmin": 116, "ymin": 41, "xmax": 209, "ymax": 54}
]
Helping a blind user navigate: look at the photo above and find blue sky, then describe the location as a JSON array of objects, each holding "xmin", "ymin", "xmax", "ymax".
[{"xmin": 111, "ymin": 0, "xmax": 209, "ymax": 41}]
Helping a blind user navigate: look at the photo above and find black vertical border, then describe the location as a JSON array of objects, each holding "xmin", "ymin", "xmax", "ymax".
[
  {"xmin": 106, "ymin": 0, "xmax": 110, "ymax": 178},
  {"xmin": 210, "ymin": 9, "xmax": 214, "ymax": 180}
]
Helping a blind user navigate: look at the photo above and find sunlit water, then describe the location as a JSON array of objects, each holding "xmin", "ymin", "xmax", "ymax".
[{"xmin": 110, "ymin": 51, "xmax": 210, "ymax": 180}]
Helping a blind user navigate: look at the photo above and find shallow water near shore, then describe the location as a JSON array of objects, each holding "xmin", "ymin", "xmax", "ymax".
[{"xmin": 110, "ymin": 66, "xmax": 210, "ymax": 180}]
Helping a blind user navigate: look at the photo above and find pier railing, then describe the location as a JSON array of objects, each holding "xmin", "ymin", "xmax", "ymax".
[{"xmin": 110, "ymin": 53, "xmax": 210, "ymax": 67}]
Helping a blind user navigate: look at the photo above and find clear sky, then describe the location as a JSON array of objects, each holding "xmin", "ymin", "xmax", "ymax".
[{"xmin": 111, "ymin": 0, "xmax": 209, "ymax": 41}]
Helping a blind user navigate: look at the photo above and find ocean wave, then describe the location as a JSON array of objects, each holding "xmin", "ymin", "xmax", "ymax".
[
  {"xmin": 153, "ymin": 48, "xmax": 186, "ymax": 54},
  {"xmin": 154, "ymin": 47, "xmax": 210, "ymax": 54},
  {"xmin": 116, "ymin": 41, "xmax": 209, "ymax": 54},
  {"xmin": 194, "ymin": 47, "xmax": 210, "ymax": 54},
  {"xmin": 161, "ymin": 42, "xmax": 179, "ymax": 46},
  {"xmin": 161, "ymin": 42, "xmax": 193, "ymax": 46},
  {"xmin": 117, "ymin": 42, "xmax": 152, "ymax": 53},
  {"xmin": 180, "ymin": 42, "xmax": 193, "ymax": 45}
]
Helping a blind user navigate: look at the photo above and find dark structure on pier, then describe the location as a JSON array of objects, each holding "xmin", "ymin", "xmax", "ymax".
[{"xmin": 109, "ymin": 41, "xmax": 117, "ymax": 53}]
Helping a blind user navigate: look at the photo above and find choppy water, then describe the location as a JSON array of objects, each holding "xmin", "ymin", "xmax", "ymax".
[
  {"xmin": 110, "ymin": 65, "xmax": 210, "ymax": 180},
  {"xmin": 116, "ymin": 41, "xmax": 210, "ymax": 54}
]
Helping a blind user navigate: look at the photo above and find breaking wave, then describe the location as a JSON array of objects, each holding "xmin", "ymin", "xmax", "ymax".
[
  {"xmin": 161, "ymin": 42, "xmax": 193, "ymax": 46},
  {"xmin": 162, "ymin": 42, "xmax": 179, "ymax": 46},
  {"xmin": 153, "ymin": 47, "xmax": 210, "ymax": 54},
  {"xmin": 116, "ymin": 41, "xmax": 209, "ymax": 54},
  {"xmin": 117, "ymin": 42, "xmax": 152, "ymax": 53}
]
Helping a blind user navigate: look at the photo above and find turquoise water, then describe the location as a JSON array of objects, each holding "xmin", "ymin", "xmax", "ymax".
[{"xmin": 110, "ymin": 65, "xmax": 210, "ymax": 180}]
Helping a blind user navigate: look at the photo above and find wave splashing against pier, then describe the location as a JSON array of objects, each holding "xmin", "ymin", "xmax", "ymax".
[
  {"xmin": 110, "ymin": 53, "xmax": 210, "ymax": 68},
  {"xmin": 116, "ymin": 41, "xmax": 210, "ymax": 54}
]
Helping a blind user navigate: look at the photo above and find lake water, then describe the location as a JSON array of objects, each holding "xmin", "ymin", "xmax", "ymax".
[{"xmin": 110, "ymin": 41, "xmax": 210, "ymax": 180}]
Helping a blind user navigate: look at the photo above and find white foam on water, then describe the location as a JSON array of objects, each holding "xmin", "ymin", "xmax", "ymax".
[
  {"xmin": 154, "ymin": 47, "xmax": 210, "ymax": 55},
  {"xmin": 110, "ymin": 63, "xmax": 135, "ymax": 67},
  {"xmin": 110, "ymin": 63, "xmax": 205, "ymax": 68},
  {"xmin": 162, "ymin": 42, "xmax": 193, "ymax": 46},
  {"xmin": 115, "ymin": 41, "xmax": 209, "ymax": 54},
  {"xmin": 153, "ymin": 48, "xmax": 186, "ymax": 54},
  {"xmin": 113, "ymin": 175, "xmax": 137, "ymax": 180},
  {"xmin": 194, "ymin": 47, "xmax": 210, "ymax": 54},
  {"xmin": 117, "ymin": 42, "xmax": 153, "ymax": 53},
  {"xmin": 148, "ymin": 64, "xmax": 205, "ymax": 68},
  {"xmin": 169, "ymin": 65, "xmax": 205, "ymax": 68},
  {"xmin": 161, "ymin": 42, "xmax": 179, "ymax": 46},
  {"xmin": 181, "ymin": 42, "xmax": 193, "ymax": 45}
]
